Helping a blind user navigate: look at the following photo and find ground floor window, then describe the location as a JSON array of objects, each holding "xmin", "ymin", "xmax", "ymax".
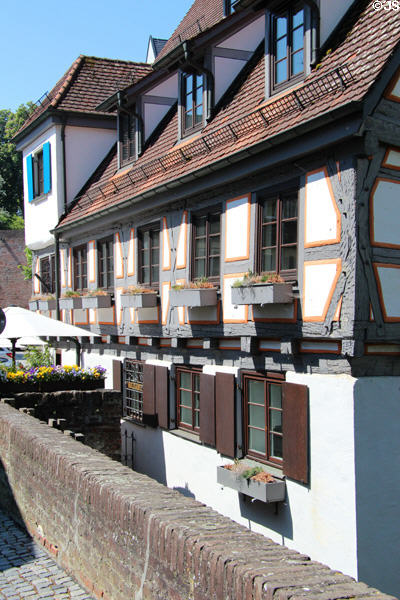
[
  {"xmin": 124, "ymin": 360, "xmax": 144, "ymax": 422},
  {"xmin": 176, "ymin": 367, "xmax": 201, "ymax": 433},
  {"xmin": 243, "ymin": 372, "xmax": 284, "ymax": 465}
]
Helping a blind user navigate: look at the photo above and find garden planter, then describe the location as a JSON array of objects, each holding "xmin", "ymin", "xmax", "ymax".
[
  {"xmin": 59, "ymin": 297, "xmax": 83, "ymax": 310},
  {"xmin": 38, "ymin": 299, "xmax": 57, "ymax": 311},
  {"xmin": 29, "ymin": 300, "xmax": 39, "ymax": 311},
  {"xmin": 169, "ymin": 288, "xmax": 217, "ymax": 308},
  {"xmin": 82, "ymin": 295, "xmax": 112, "ymax": 309},
  {"xmin": 231, "ymin": 283, "xmax": 293, "ymax": 306},
  {"xmin": 120, "ymin": 293, "xmax": 157, "ymax": 309},
  {"xmin": 217, "ymin": 465, "xmax": 286, "ymax": 503}
]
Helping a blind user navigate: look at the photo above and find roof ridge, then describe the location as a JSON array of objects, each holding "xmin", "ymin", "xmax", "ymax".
[
  {"xmin": 50, "ymin": 55, "xmax": 85, "ymax": 108},
  {"xmin": 79, "ymin": 54, "xmax": 151, "ymax": 66}
]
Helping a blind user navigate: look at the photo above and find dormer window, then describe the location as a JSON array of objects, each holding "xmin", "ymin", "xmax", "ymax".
[
  {"xmin": 119, "ymin": 111, "xmax": 136, "ymax": 167},
  {"xmin": 271, "ymin": 4, "xmax": 305, "ymax": 91},
  {"xmin": 181, "ymin": 72, "xmax": 204, "ymax": 136}
]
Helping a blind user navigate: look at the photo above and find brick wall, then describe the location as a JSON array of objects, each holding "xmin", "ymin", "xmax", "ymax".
[
  {"xmin": 3, "ymin": 389, "xmax": 122, "ymax": 461},
  {"xmin": 0, "ymin": 230, "xmax": 31, "ymax": 308},
  {"xmin": 0, "ymin": 403, "xmax": 395, "ymax": 600}
]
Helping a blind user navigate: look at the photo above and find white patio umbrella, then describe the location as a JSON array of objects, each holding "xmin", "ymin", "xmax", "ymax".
[{"xmin": 2, "ymin": 306, "xmax": 96, "ymax": 365}]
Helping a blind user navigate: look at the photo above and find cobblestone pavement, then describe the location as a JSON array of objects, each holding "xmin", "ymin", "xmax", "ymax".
[{"xmin": 0, "ymin": 509, "xmax": 93, "ymax": 599}]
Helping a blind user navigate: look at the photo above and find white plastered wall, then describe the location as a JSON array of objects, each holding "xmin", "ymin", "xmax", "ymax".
[
  {"xmin": 23, "ymin": 126, "xmax": 61, "ymax": 250},
  {"xmin": 122, "ymin": 372, "xmax": 359, "ymax": 581},
  {"xmin": 65, "ymin": 126, "xmax": 115, "ymax": 203}
]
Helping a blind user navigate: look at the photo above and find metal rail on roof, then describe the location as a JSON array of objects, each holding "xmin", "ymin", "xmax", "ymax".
[{"xmin": 70, "ymin": 64, "xmax": 354, "ymax": 217}]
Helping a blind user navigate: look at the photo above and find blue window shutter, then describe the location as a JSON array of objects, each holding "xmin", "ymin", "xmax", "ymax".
[
  {"xmin": 26, "ymin": 154, "xmax": 34, "ymax": 202},
  {"xmin": 43, "ymin": 142, "xmax": 51, "ymax": 194}
]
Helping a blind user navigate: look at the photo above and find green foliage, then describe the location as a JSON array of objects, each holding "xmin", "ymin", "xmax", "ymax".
[
  {"xmin": 24, "ymin": 344, "xmax": 53, "ymax": 369},
  {"xmin": 18, "ymin": 246, "xmax": 32, "ymax": 280},
  {"xmin": 241, "ymin": 467, "xmax": 264, "ymax": 480},
  {"xmin": 0, "ymin": 102, "xmax": 35, "ymax": 218},
  {"xmin": 0, "ymin": 208, "xmax": 24, "ymax": 229}
]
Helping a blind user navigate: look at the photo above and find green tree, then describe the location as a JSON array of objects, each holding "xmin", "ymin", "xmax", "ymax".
[{"xmin": 0, "ymin": 102, "xmax": 35, "ymax": 224}]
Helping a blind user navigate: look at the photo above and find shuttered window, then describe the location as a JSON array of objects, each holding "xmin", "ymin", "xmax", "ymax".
[
  {"xmin": 119, "ymin": 111, "xmax": 136, "ymax": 166},
  {"xmin": 176, "ymin": 366, "xmax": 201, "ymax": 433},
  {"xmin": 124, "ymin": 360, "xmax": 144, "ymax": 422},
  {"xmin": 26, "ymin": 142, "xmax": 51, "ymax": 202}
]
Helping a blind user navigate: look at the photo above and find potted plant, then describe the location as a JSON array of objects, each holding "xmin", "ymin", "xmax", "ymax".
[
  {"xmin": 81, "ymin": 289, "xmax": 112, "ymax": 309},
  {"xmin": 169, "ymin": 278, "xmax": 218, "ymax": 308},
  {"xmin": 231, "ymin": 272, "xmax": 293, "ymax": 306},
  {"xmin": 59, "ymin": 290, "xmax": 83, "ymax": 310},
  {"xmin": 120, "ymin": 286, "xmax": 158, "ymax": 308},
  {"xmin": 217, "ymin": 461, "xmax": 285, "ymax": 503},
  {"xmin": 0, "ymin": 364, "xmax": 106, "ymax": 394},
  {"xmin": 37, "ymin": 295, "xmax": 57, "ymax": 311}
]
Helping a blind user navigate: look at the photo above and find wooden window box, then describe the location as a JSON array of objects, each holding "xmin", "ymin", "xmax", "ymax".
[
  {"xmin": 231, "ymin": 282, "xmax": 293, "ymax": 306},
  {"xmin": 120, "ymin": 293, "xmax": 157, "ymax": 309},
  {"xmin": 82, "ymin": 294, "xmax": 112, "ymax": 309},
  {"xmin": 216, "ymin": 465, "xmax": 285, "ymax": 503},
  {"xmin": 38, "ymin": 299, "xmax": 57, "ymax": 311},
  {"xmin": 169, "ymin": 288, "xmax": 217, "ymax": 308},
  {"xmin": 59, "ymin": 297, "xmax": 83, "ymax": 310}
]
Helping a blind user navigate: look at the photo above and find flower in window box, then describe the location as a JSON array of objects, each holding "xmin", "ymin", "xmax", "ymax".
[
  {"xmin": 81, "ymin": 289, "xmax": 112, "ymax": 309},
  {"xmin": 169, "ymin": 278, "xmax": 218, "ymax": 308},
  {"xmin": 59, "ymin": 290, "xmax": 83, "ymax": 310},
  {"xmin": 120, "ymin": 286, "xmax": 158, "ymax": 309},
  {"xmin": 231, "ymin": 272, "xmax": 293, "ymax": 306}
]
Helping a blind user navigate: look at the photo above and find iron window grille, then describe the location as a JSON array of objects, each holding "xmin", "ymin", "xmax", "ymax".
[
  {"xmin": 138, "ymin": 224, "xmax": 160, "ymax": 288},
  {"xmin": 176, "ymin": 367, "xmax": 201, "ymax": 433},
  {"xmin": 39, "ymin": 255, "xmax": 56, "ymax": 294},
  {"xmin": 257, "ymin": 188, "xmax": 298, "ymax": 281},
  {"xmin": 98, "ymin": 237, "xmax": 114, "ymax": 290},
  {"xmin": 123, "ymin": 359, "xmax": 144, "ymax": 423},
  {"xmin": 271, "ymin": 4, "xmax": 305, "ymax": 92},
  {"xmin": 73, "ymin": 244, "xmax": 88, "ymax": 291},
  {"xmin": 191, "ymin": 210, "xmax": 221, "ymax": 283},
  {"xmin": 243, "ymin": 372, "xmax": 284, "ymax": 465},
  {"xmin": 181, "ymin": 72, "xmax": 205, "ymax": 136}
]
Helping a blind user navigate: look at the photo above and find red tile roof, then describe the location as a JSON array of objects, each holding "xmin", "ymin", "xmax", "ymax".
[
  {"xmin": 59, "ymin": 0, "xmax": 400, "ymax": 229},
  {"xmin": 154, "ymin": 0, "xmax": 225, "ymax": 64},
  {"xmin": 15, "ymin": 56, "xmax": 152, "ymax": 138}
]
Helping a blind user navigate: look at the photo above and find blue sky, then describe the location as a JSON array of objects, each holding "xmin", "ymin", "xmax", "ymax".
[{"xmin": 1, "ymin": 0, "xmax": 193, "ymax": 112}]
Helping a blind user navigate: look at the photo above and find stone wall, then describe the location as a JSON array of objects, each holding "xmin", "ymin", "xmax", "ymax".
[
  {"xmin": 0, "ymin": 403, "xmax": 395, "ymax": 600},
  {"xmin": 2, "ymin": 389, "xmax": 121, "ymax": 461},
  {"xmin": 0, "ymin": 230, "xmax": 31, "ymax": 308}
]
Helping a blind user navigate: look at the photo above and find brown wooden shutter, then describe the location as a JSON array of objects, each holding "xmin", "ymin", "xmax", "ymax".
[
  {"xmin": 143, "ymin": 364, "xmax": 157, "ymax": 425},
  {"xmin": 155, "ymin": 365, "xmax": 169, "ymax": 429},
  {"xmin": 215, "ymin": 372, "xmax": 236, "ymax": 458},
  {"xmin": 112, "ymin": 360, "xmax": 123, "ymax": 392},
  {"xmin": 199, "ymin": 373, "xmax": 216, "ymax": 446},
  {"xmin": 282, "ymin": 382, "xmax": 309, "ymax": 484}
]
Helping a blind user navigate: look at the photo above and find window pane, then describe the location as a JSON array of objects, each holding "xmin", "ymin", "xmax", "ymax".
[
  {"xmin": 248, "ymin": 403, "xmax": 265, "ymax": 427},
  {"xmin": 209, "ymin": 236, "xmax": 220, "ymax": 255},
  {"xmin": 263, "ymin": 199, "xmax": 277, "ymax": 222},
  {"xmin": 195, "ymin": 238, "xmax": 206, "ymax": 256},
  {"xmin": 142, "ymin": 251, "xmax": 149, "ymax": 266},
  {"xmin": 270, "ymin": 384, "xmax": 282, "ymax": 409},
  {"xmin": 270, "ymin": 433, "xmax": 283, "ymax": 459},
  {"xmin": 291, "ymin": 50, "xmax": 304, "ymax": 76},
  {"xmin": 248, "ymin": 380, "xmax": 265, "ymax": 405},
  {"xmin": 249, "ymin": 428, "xmax": 266, "ymax": 454},
  {"xmin": 270, "ymin": 409, "xmax": 282, "ymax": 433},
  {"xmin": 195, "ymin": 104, "xmax": 203, "ymax": 125},
  {"xmin": 275, "ymin": 59, "xmax": 288, "ymax": 84},
  {"xmin": 180, "ymin": 407, "xmax": 192, "ymax": 426},
  {"xmin": 196, "ymin": 218, "xmax": 206, "ymax": 236},
  {"xmin": 181, "ymin": 372, "xmax": 192, "ymax": 389},
  {"xmin": 292, "ymin": 27, "xmax": 304, "ymax": 53},
  {"xmin": 194, "ymin": 374, "xmax": 200, "ymax": 392},
  {"xmin": 209, "ymin": 217, "xmax": 220, "ymax": 234},
  {"xmin": 281, "ymin": 246, "xmax": 297, "ymax": 271},
  {"xmin": 151, "ymin": 248, "xmax": 159, "ymax": 266},
  {"xmin": 194, "ymin": 258, "xmax": 206, "ymax": 279},
  {"xmin": 185, "ymin": 111, "xmax": 193, "ymax": 129},
  {"xmin": 142, "ymin": 267, "xmax": 150, "ymax": 284},
  {"xmin": 194, "ymin": 411, "xmax": 200, "ymax": 428},
  {"xmin": 185, "ymin": 75, "xmax": 193, "ymax": 94},
  {"xmin": 142, "ymin": 232, "xmax": 150, "ymax": 250},
  {"xmin": 152, "ymin": 231, "xmax": 159, "ymax": 247},
  {"xmin": 262, "ymin": 224, "xmax": 276, "ymax": 248},
  {"xmin": 292, "ymin": 8, "xmax": 304, "ymax": 28},
  {"xmin": 276, "ymin": 37, "xmax": 287, "ymax": 62},
  {"xmin": 151, "ymin": 266, "xmax": 158, "ymax": 283},
  {"xmin": 262, "ymin": 248, "xmax": 276, "ymax": 272},
  {"xmin": 209, "ymin": 256, "xmax": 220, "ymax": 277},
  {"xmin": 282, "ymin": 197, "xmax": 297, "ymax": 219},
  {"xmin": 276, "ymin": 15, "xmax": 287, "ymax": 38},
  {"xmin": 282, "ymin": 221, "xmax": 297, "ymax": 244}
]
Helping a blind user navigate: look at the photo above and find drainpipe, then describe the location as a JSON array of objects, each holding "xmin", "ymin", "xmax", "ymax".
[
  {"xmin": 54, "ymin": 232, "xmax": 61, "ymax": 321},
  {"xmin": 182, "ymin": 42, "xmax": 215, "ymax": 121}
]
